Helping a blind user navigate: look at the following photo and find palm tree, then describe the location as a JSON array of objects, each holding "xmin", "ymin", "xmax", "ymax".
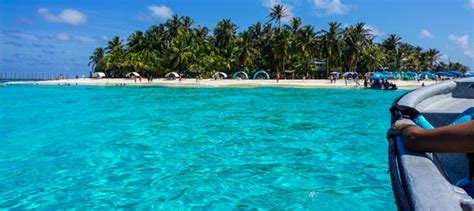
[
  {"xmin": 106, "ymin": 36, "xmax": 123, "ymax": 53},
  {"xmin": 213, "ymin": 19, "xmax": 238, "ymax": 65},
  {"xmin": 272, "ymin": 28, "xmax": 292, "ymax": 74},
  {"xmin": 288, "ymin": 17, "xmax": 302, "ymax": 33},
  {"xmin": 167, "ymin": 30, "xmax": 194, "ymax": 74},
  {"xmin": 180, "ymin": 16, "xmax": 194, "ymax": 31},
  {"xmin": 342, "ymin": 23, "xmax": 372, "ymax": 72},
  {"xmin": 321, "ymin": 22, "xmax": 343, "ymax": 74},
  {"xmin": 103, "ymin": 36, "xmax": 125, "ymax": 74},
  {"xmin": 213, "ymin": 19, "xmax": 237, "ymax": 49},
  {"xmin": 127, "ymin": 31, "xmax": 144, "ymax": 53},
  {"xmin": 382, "ymin": 34, "xmax": 402, "ymax": 70},
  {"xmin": 88, "ymin": 47, "xmax": 105, "ymax": 72},
  {"xmin": 269, "ymin": 4, "xmax": 288, "ymax": 28},
  {"xmin": 165, "ymin": 15, "xmax": 182, "ymax": 40},
  {"xmin": 87, "ymin": 14, "xmax": 470, "ymax": 79},
  {"xmin": 421, "ymin": 48, "xmax": 441, "ymax": 70},
  {"xmin": 382, "ymin": 34, "xmax": 402, "ymax": 51},
  {"xmin": 360, "ymin": 44, "xmax": 386, "ymax": 72},
  {"xmin": 236, "ymin": 32, "xmax": 259, "ymax": 70}
]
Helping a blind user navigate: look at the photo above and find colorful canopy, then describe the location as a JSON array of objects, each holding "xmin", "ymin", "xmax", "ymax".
[
  {"xmin": 232, "ymin": 71, "xmax": 249, "ymax": 79},
  {"xmin": 253, "ymin": 70, "xmax": 270, "ymax": 79}
]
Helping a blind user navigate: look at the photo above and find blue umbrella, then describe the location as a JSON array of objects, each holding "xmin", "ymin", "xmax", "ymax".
[
  {"xmin": 448, "ymin": 70, "xmax": 463, "ymax": 77},
  {"xmin": 406, "ymin": 71, "xmax": 417, "ymax": 76},
  {"xmin": 372, "ymin": 74, "xmax": 387, "ymax": 80}
]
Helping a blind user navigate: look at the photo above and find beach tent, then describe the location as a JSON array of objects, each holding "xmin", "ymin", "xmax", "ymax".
[
  {"xmin": 125, "ymin": 72, "xmax": 140, "ymax": 78},
  {"xmin": 232, "ymin": 71, "xmax": 249, "ymax": 79},
  {"xmin": 165, "ymin": 72, "xmax": 180, "ymax": 79},
  {"xmin": 465, "ymin": 71, "xmax": 474, "ymax": 78},
  {"xmin": 390, "ymin": 71, "xmax": 401, "ymax": 79},
  {"xmin": 92, "ymin": 72, "xmax": 106, "ymax": 78},
  {"xmin": 253, "ymin": 70, "xmax": 270, "ymax": 79},
  {"xmin": 404, "ymin": 71, "xmax": 417, "ymax": 80},
  {"xmin": 448, "ymin": 70, "xmax": 463, "ymax": 77},
  {"xmin": 435, "ymin": 71, "xmax": 449, "ymax": 76},
  {"xmin": 418, "ymin": 71, "xmax": 435, "ymax": 80},
  {"xmin": 342, "ymin": 72, "xmax": 354, "ymax": 77},
  {"xmin": 213, "ymin": 72, "xmax": 227, "ymax": 79},
  {"xmin": 371, "ymin": 73, "xmax": 388, "ymax": 80}
]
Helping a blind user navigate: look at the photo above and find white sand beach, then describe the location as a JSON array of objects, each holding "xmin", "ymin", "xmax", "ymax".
[{"xmin": 7, "ymin": 78, "xmax": 437, "ymax": 89}]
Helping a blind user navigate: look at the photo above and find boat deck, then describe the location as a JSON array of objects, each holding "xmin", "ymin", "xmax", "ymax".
[{"xmin": 422, "ymin": 97, "xmax": 474, "ymax": 113}]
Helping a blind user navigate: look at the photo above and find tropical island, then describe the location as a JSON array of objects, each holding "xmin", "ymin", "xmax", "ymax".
[
  {"xmin": 86, "ymin": 4, "xmax": 469, "ymax": 79},
  {"xmin": 8, "ymin": 4, "xmax": 470, "ymax": 89}
]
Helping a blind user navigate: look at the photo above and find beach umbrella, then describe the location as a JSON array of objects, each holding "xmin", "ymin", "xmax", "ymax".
[
  {"xmin": 92, "ymin": 72, "xmax": 105, "ymax": 78},
  {"xmin": 213, "ymin": 72, "xmax": 227, "ymax": 79},
  {"xmin": 406, "ymin": 71, "xmax": 417, "ymax": 76},
  {"xmin": 125, "ymin": 72, "xmax": 140, "ymax": 78},
  {"xmin": 364, "ymin": 72, "xmax": 373, "ymax": 77},
  {"xmin": 330, "ymin": 71, "xmax": 340, "ymax": 75},
  {"xmin": 342, "ymin": 72, "xmax": 353, "ymax": 77},
  {"xmin": 448, "ymin": 70, "xmax": 463, "ymax": 77},
  {"xmin": 371, "ymin": 73, "xmax": 388, "ymax": 79},
  {"xmin": 372, "ymin": 76, "xmax": 382, "ymax": 80},
  {"xmin": 165, "ymin": 72, "xmax": 180, "ymax": 79}
]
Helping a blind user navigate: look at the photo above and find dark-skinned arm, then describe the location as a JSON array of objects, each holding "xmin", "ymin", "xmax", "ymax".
[{"xmin": 388, "ymin": 121, "xmax": 474, "ymax": 153}]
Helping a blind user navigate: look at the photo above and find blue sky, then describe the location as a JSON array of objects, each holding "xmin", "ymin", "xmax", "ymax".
[{"xmin": 0, "ymin": 0, "xmax": 473, "ymax": 76}]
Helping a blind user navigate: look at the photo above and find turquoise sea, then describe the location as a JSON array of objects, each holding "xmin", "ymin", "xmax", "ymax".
[{"xmin": 0, "ymin": 85, "xmax": 402, "ymax": 210}]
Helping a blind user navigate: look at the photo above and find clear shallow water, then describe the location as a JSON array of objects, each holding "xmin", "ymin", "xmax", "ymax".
[{"xmin": 0, "ymin": 85, "xmax": 402, "ymax": 210}]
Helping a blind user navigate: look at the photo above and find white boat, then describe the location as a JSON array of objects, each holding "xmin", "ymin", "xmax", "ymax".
[{"xmin": 389, "ymin": 78, "xmax": 474, "ymax": 210}]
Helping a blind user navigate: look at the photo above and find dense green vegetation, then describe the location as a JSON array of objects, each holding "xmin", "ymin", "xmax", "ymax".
[{"xmin": 89, "ymin": 4, "xmax": 469, "ymax": 78}]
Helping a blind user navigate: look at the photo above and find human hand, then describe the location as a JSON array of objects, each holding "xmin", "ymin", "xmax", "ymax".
[{"xmin": 387, "ymin": 124, "xmax": 417, "ymax": 139}]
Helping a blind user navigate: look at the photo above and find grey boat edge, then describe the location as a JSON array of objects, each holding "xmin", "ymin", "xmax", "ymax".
[{"xmin": 388, "ymin": 78, "xmax": 474, "ymax": 210}]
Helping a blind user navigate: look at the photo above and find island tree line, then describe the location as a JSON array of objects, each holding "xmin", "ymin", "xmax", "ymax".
[{"xmin": 88, "ymin": 4, "xmax": 470, "ymax": 78}]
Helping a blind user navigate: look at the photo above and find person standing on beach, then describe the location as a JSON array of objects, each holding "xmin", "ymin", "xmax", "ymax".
[
  {"xmin": 276, "ymin": 71, "xmax": 280, "ymax": 83},
  {"xmin": 354, "ymin": 72, "xmax": 360, "ymax": 86}
]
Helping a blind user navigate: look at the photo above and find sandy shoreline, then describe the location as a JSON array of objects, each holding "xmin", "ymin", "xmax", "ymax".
[{"xmin": 5, "ymin": 78, "xmax": 437, "ymax": 89}]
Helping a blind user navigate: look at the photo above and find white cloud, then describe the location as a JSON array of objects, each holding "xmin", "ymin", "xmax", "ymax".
[
  {"xmin": 468, "ymin": 0, "xmax": 474, "ymax": 9},
  {"xmin": 364, "ymin": 25, "xmax": 383, "ymax": 36},
  {"xmin": 55, "ymin": 32, "xmax": 71, "ymax": 41},
  {"xmin": 262, "ymin": 0, "xmax": 294, "ymax": 23},
  {"xmin": 449, "ymin": 34, "xmax": 474, "ymax": 59},
  {"xmin": 420, "ymin": 29, "xmax": 434, "ymax": 38},
  {"xmin": 54, "ymin": 32, "xmax": 96, "ymax": 42},
  {"xmin": 313, "ymin": 0, "xmax": 351, "ymax": 15},
  {"xmin": 38, "ymin": 8, "xmax": 87, "ymax": 25},
  {"xmin": 439, "ymin": 54, "xmax": 449, "ymax": 61},
  {"xmin": 148, "ymin": 5, "xmax": 173, "ymax": 19}
]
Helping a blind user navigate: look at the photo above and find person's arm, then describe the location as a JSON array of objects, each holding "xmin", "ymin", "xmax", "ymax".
[{"xmin": 389, "ymin": 121, "xmax": 474, "ymax": 153}]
